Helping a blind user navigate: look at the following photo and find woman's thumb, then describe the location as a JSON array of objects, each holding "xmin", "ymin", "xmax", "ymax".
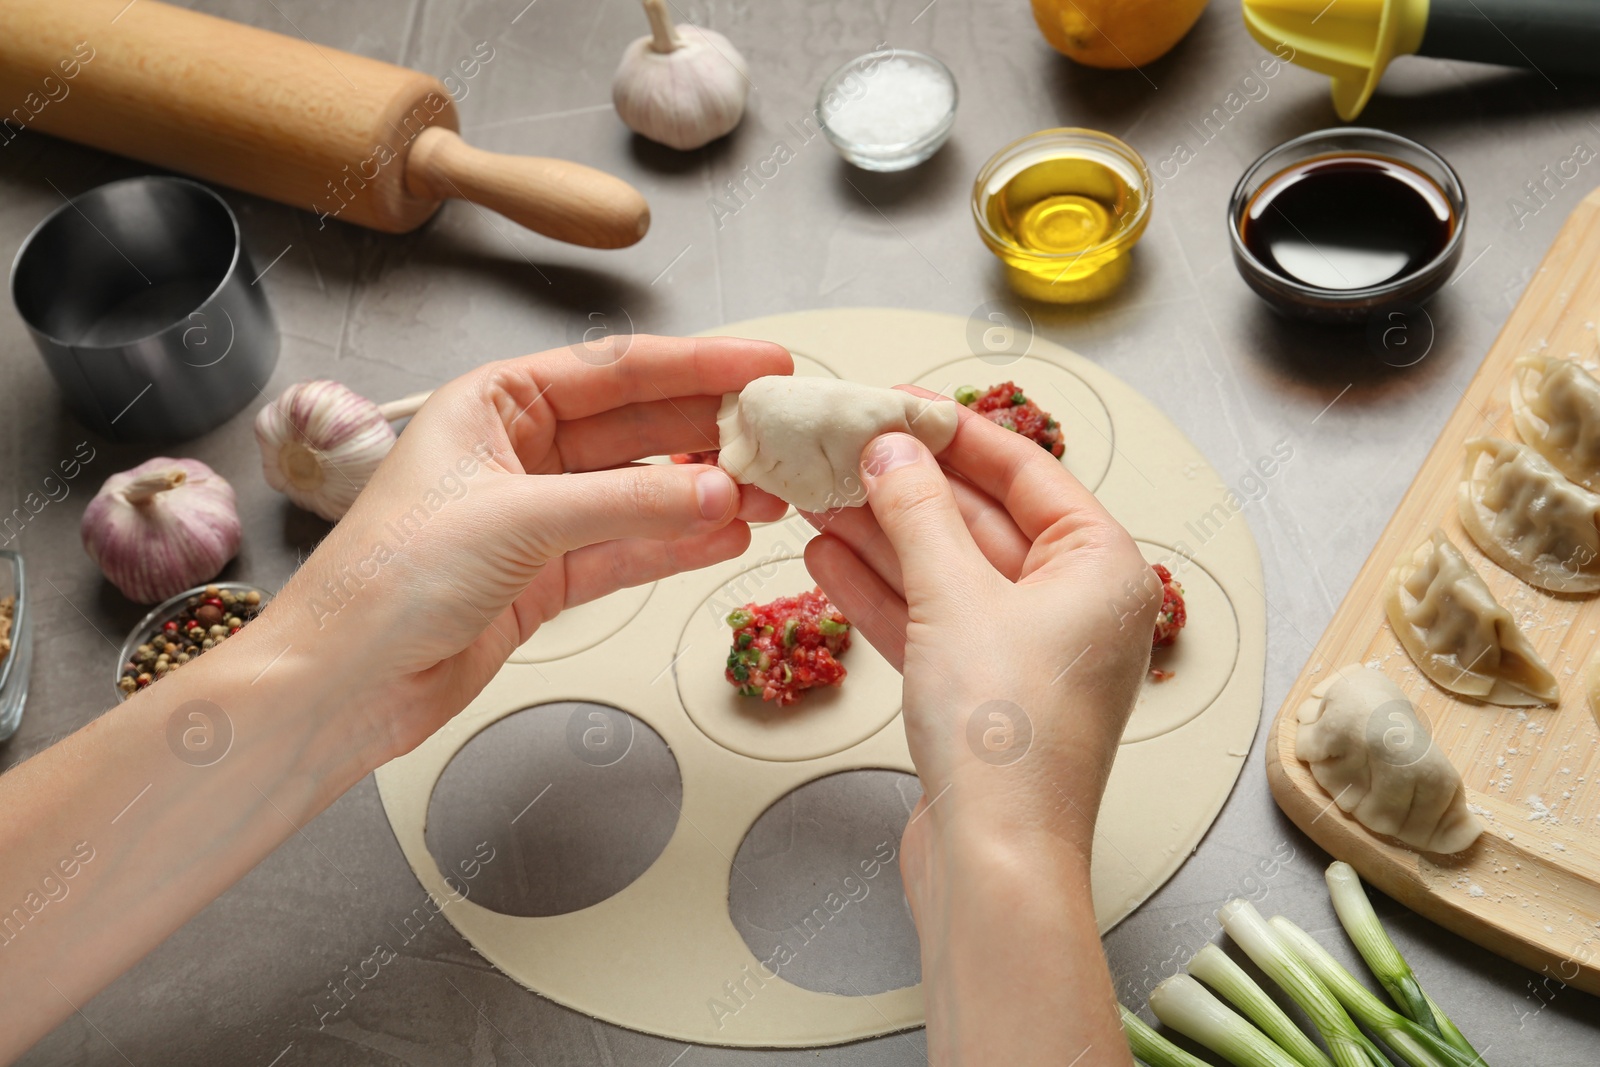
[{"xmin": 860, "ymin": 433, "xmax": 986, "ymax": 595}]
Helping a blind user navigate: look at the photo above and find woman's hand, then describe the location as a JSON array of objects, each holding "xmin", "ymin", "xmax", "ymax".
[
  {"xmin": 803, "ymin": 397, "xmax": 1154, "ymax": 1067},
  {"xmin": 276, "ymin": 334, "xmax": 791, "ymax": 763}
]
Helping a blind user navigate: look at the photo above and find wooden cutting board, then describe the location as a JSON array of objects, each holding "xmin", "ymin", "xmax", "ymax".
[{"xmin": 1267, "ymin": 189, "xmax": 1600, "ymax": 996}]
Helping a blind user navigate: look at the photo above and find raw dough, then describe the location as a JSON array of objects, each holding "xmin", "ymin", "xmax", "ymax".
[
  {"xmin": 1385, "ymin": 529, "xmax": 1558, "ymax": 706},
  {"xmin": 374, "ymin": 309, "xmax": 1267, "ymax": 1047},
  {"xmin": 1458, "ymin": 436, "xmax": 1600, "ymax": 592},
  {"xmin": 717, "ymin": 376, "xmax": 959, "ymax": 511},
  {"xmin": 1296, "ymin": 665, "xmax": 1483, "ymax": 854},
  {"xmin": 1510, "ymin": 353, "xmax": 1600, "ymax": 491}
]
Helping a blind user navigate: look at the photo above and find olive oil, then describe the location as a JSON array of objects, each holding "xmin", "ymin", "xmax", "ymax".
[{"xmin": 973, "ymin": 131, "xmax": 1151, "ymax": 302}]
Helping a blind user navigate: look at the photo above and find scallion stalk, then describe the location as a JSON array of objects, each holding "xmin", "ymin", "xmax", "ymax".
[
  {"xmin": 1324, "ymin": 862, "xmax": 1482, "ymax": 1062},
  {"xmin": 1189, "ymin": 943, "xmax": 1334, "ymax": 1067},
  {"xmin": 1269, "ymin": 916, "xmax": 1480, "ymax": 1067},
  {"xmin": 1216, "ymin": 900, "xmax": 1393, "ymax": 1067},
  {"xmin": 1121, "ymin": 1003, "xmax": 1212, "ymax": 1067},
  {"xmin": 1149, "ymin": 975, "xmax": 1304, "ymax": 1067}
]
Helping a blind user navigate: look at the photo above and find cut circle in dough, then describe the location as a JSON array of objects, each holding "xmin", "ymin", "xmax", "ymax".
[
  {"xmin": 913, "ymin": 355, "xmax": 1114, "ymax": 493},
  {"xmin": 728, "ymin": 769, "xmax": 922, "ymax": 996},
  {"xmin": 424, "ymin": 702, "xmax": 682, "ymax": 917},
  {"xmin": 674, "ymin": 557, "xmax": 902, "ymax": 762},
  {"xmin": 1124, "ymin": 543, "xmax": 1241, "ymax": 745},
  {"xmin": 510, "ymin": 583, "xmax": 655, "ymax": 665}
]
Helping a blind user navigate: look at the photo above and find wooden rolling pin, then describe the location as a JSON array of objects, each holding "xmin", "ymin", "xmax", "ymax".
[{"xmin": 0, "ymin": 0, "xmax": 649, "ymax": 248}]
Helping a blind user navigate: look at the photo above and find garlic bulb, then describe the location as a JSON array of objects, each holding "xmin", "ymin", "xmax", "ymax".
[
  {"xmin": 613, "ymin": 0, "xmax": 748, "ymax": 151},
  {"xmin": 82, "ymin": 458, "xmax": 242, "ymax": 605},
  {"xmin": 255, "ymin": 380, "xmax": 429, "ymax": 522}
]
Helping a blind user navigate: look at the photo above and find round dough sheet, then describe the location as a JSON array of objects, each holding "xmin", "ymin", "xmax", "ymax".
[{"xmin": 375, "ymin": 308, "xmax": 1267, "ymax": 1048}]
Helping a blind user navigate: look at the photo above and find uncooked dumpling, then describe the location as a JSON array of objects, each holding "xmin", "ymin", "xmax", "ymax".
[
  {"xmin": 1458, "ymin": 437, "xmax": 1600, "ymax": 592},
  {"xmin": 1510, "ymin": 354, "xmax": 1600, "ymax": 491},
  {"xmin": 717, "ymin": 377, "xmax": 959, "ymax": 511},
  {"xmin": 1384, "ymin": 530, "xmax": 1558, "ymax": 706},
  {"xmin": 1296, "ymin": 665, "xmax": 1483, "ymax": 854}
]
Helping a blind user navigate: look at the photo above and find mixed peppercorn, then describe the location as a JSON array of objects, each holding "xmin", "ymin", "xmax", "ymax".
[
  {"xmin": 724, "ymin": 587, "xmax": 851, "ymax": 706},
  {"xmin": 118, "ymin": 585, "xmax": 265, "ymax": 697},
  {"xmin": 956, "ymin": 382, "xmax": 1066, "ymax": 458}
]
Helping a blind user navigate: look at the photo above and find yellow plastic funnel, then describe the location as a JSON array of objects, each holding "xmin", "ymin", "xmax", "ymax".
[{"xmin": 1242, "ymin": 0, "xmax": 1429, "ymax": 119}]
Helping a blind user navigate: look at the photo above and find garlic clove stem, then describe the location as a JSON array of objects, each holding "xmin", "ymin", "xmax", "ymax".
[
  {"xmin": 377, "ymin": 391, "xmax": 432, "ymax": 422},
  {"xmin": 643, "ymin": 0, "xmax": 681, "ymax": 53},
  {"xmin": 122, "ymin": 469, "xmax": 187, "ymax": 508}
]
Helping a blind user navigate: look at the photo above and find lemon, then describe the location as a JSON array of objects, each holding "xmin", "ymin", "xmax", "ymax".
[{"xmin": 1030, "ymin": 0, "xmax": 1209, "ymax": 69}]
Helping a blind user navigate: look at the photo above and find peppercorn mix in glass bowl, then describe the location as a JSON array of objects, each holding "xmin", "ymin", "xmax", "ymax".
[{"xmin": 113, "ymin": 582, "xmax": 270, "ymax": 702}]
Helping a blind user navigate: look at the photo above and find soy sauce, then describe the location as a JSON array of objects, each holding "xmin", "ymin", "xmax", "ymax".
[{"xmin": 1240, "ymin": 154, "xmax": 1456, "ymax": 292}]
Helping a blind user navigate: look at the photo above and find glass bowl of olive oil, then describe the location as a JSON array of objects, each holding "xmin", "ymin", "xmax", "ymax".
[{"xmin": 971, "ymin": 128, "xmax": 1152, "ymax": 303}]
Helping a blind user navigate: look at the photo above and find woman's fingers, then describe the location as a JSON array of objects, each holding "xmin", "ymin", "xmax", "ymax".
[
  {"xmin": 560, "ymin": 523, "xmax": 753, "ymax": 608},
  {"xmin": 858, "ymin": 433, "xmax": 990, "ymax": 602},
  {"xmin": 554, "ymin": 396, "xmax": 724, "ymax": 471},
  {"xmin": 804, "ymin": 534, "xmax": 909, "ymax": 671},
  {"xmin": 896, "ymin": 384, "xmax": 1111, "ymax": 544},
  {"xmin": 504, "ymin": 462, "xmax": 742, "ymax": 560}
]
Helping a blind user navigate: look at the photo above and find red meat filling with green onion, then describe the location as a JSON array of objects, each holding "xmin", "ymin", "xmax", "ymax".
[
  {"xmin": 957, "ymin": 382, "xmax": 1065, "ymax": 458},
  {"xmin": 671, "ymin": 450, "xmax": 720, "ymax": 465},
  {"xmin": 724, "ymin": 588, "xmax": 851, "ymax": 706},
  {"xmin": 1152, "ymin": 563, "xmax": 1186, "ymax": 649}
]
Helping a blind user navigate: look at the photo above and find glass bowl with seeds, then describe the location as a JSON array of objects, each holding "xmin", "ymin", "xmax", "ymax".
[{"xmin": 113, "ymin": 582, "xmax": 271, "ymax": 703}]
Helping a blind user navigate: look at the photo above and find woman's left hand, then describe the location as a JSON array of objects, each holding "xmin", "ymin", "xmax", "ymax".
[{"xmin": 272, "ymin": 334, "xmax": 790, "ymax": 762}]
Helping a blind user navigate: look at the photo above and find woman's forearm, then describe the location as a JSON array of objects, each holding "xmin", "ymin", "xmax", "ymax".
[
  {"xmin": 907, "ymin": 800, "xmax": 1132, "ymax": 1067},
  {"xmin": 0, "ymin": 613, "xmax": 382, "ymax": 1062}
]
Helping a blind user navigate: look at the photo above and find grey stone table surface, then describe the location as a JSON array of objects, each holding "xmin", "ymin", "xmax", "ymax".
[{"xmin": 2, "ymin": 0, "xmax": 1597, "ymax": 1063}]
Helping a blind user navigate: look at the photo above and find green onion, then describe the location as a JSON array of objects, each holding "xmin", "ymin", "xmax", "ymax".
[
  {"xmin": 736, "ymin": 633, "xmax": 753, "ymax": 650},
  {"xmin": 1149, "ymin": 974, "xmax": 1304, "ymax": 1067},
  {"xmin": 725, "ymin": 609, "xmax": 752, "ymax": 629},
  {"xmin": 1189, "ymin": 944, "xmax": 1333, "ymax": 1067},
  {"xmin": 1011, "ymin": 391, "xmax": 1027, "ymax": 405},
  {"xmin": 1323, "ymin": 862, "xmax": 1479, "ymax": 1062},
  {"xmin": 819, "ymin": 617, "xmax": 849, "ymax": 636},
  {"xmin": 1121, "ymin": 1004, "xmax": 1212, "ymax": 1067},
  {"xmin": 730, "ymin": 664, "xmax": 749, "ymax": 682},
  {"xmin": 954, "ymin": 385, "xmax": 979, "ymax": 406},
  {"xmin": 781, "ymin": 618, "xmax": 800, "ymax": 647},
  {"xmin": 1324, "ymin": 863, "xmax": 1435, "ymax": 1033},
  {"xmin": 1217, "ymin": 900, "xmax": 1391, "ymax": 1067},
  {"xmin": 737, "ymin": 684, "xmax": 760, "ymax": 697},
  {"xmin": 1421, "ymin": 993, "xmax": 1479, "ymax": 1063},
  {"xmin": 1269, "ymin": 917, "xmax": 1480, "ymax": 1067}
]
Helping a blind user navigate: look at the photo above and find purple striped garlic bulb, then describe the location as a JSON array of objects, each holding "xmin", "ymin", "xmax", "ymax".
[
  {"xmin": 82, "ymin": 458, "xmax": 242, "ymax": 604},
  {"xmin": 254, "ymin": 380, "xmax": 428, "ymax": 522}
]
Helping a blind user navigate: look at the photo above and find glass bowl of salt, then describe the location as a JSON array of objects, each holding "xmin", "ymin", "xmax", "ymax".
[{"xmin": 818, "ymin": 49, "xmax": 957, "ymax": 172}]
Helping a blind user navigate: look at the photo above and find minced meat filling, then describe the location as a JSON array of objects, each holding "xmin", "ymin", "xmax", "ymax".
[
  {"xmin": 725, "ymin": 587, "xmax": 851, "ymax": 706},
  {"xmin": 1152, "ymin": 563, "xmax": 1186, "ymax": 648},
  {"xmin": 956, "ymin": 382, "xmax": 1065, "ymax": 458}
]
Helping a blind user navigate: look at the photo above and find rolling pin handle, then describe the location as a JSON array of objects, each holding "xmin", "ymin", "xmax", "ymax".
[{"xmin": 405, "ymin": 126, "xmax": 650, "ymax": 249}]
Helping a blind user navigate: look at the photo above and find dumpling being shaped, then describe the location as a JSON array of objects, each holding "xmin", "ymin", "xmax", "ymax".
[
  {"xmin": 1384, "ymin": 529, "xmax": 1558, "ymax": 706},
  {"xmin": 717, "ymin": 377, "xmax": 959, "ymax": 511},
  {"xmin": 1510, "ymin": 354, "xmax": 1600, "ymax": 491},
  {"xmin": 1458, "ymin": 436, "xmax": 1600, "ymax": 592},
  {"xmin": 1296, "ymin": 664, "xmax": 1483, "ymax": 854}
]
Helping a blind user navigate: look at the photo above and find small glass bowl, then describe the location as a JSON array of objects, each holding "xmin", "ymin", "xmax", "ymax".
[
  {"xmin": 113, "ymin": 582, "xmax": 272, "ymax": 704},
  {"xmin": 819, "ymin": 49, "xmax": 958, "ymax": 172},
  {"xmin": 0, "ymin": 551, "xmax": 31, "ymax": 741},
  {"xmin": 971, "ymin": 128, "xmax": 1153, "ymax": 304},
  {"xmin": 1228, "ymin": 127, "xmax": 1467, "ymax": 323}
]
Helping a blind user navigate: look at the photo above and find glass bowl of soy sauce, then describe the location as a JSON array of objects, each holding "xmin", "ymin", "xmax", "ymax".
[{"xmin": 1228, "ymin": 128, "xmax": 1466, "ymax": 323}]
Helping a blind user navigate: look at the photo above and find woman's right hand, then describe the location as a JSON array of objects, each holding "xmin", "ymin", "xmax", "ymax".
[
  {"xmin": 803, "ymin": 399, "xmax": 1158, "ymax": 845},
  {"xmin": 803, "ymin": 400, "xmax": 1153, "ymax": 1067}
]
